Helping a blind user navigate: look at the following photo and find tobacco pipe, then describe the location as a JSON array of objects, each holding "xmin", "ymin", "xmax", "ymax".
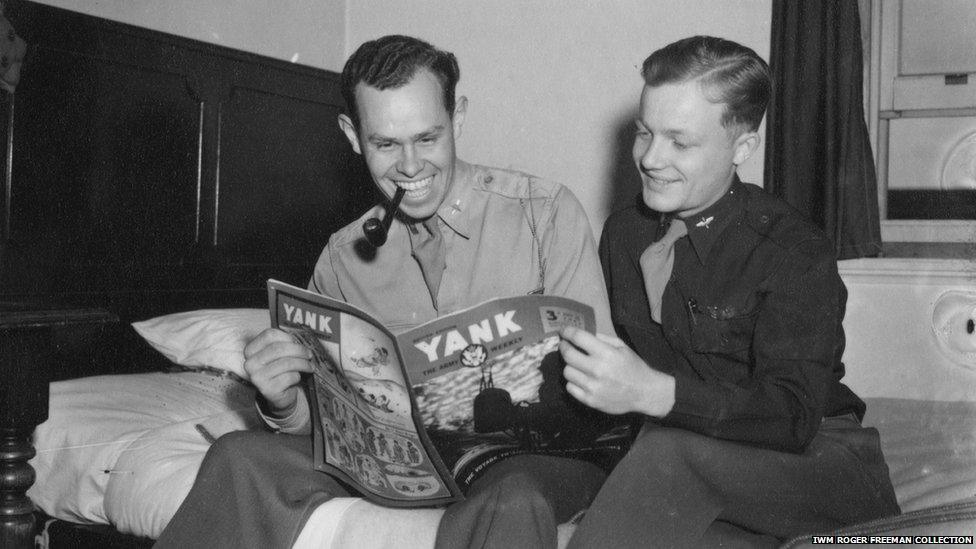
[{"xmin": 362, "ymin": 187, "xmax": 406, "ymax": 247}]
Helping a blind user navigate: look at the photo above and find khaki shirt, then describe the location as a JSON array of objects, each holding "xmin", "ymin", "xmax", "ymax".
[{"xmin": 268, "ymin": 160, "xmax": 611, "ymax": 433}]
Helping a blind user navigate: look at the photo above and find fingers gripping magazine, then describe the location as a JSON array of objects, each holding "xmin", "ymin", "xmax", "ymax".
[{"xmin": 267, "ymin": 280, "xmax": 629, "ymax": 508}]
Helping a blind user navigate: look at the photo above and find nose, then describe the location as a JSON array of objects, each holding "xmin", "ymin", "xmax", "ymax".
[
  {"xmin": 397, "ymin": 144, "xmax": 423, "ymax": 178},
  {"xmin": 637, "ymin": 137, "xmax": 666, "ymax": 172}
]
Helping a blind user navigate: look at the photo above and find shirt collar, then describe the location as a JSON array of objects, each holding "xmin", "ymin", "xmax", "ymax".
[
  {"xmin": 678, "ymin": 176, "xmax": 745, "ymax": 264},
  {"xmin": 433, "ymin": 159, "xmax": 475, "ymax": 239}
]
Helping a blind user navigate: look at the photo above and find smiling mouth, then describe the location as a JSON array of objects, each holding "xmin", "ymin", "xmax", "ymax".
[
  {"xmin": 645, "ymin": 175, "xmax": 680, "ymax": 187},
  {"xmin": 395, "ymin": 176, "xmax": 434, "ymax": 199}
]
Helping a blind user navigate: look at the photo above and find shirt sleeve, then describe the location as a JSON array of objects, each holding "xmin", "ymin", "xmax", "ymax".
[
  {"xmin": 307, "ymin": 238, "xmax": 343, "ymax": 298},
  {"xmin": 260, "ymin": 240, "xmax": 337, "ymax": 434},
  {"xmin": 542, "ymin": 185, "xmax": 615, "ymax": 336},
  {"xmin": 257, "ymin": 391, "xmax": 312, "ymax": 435},
  {"xmin": 661, "ymin": 245, "xmax": 844, "ymax": 453}
]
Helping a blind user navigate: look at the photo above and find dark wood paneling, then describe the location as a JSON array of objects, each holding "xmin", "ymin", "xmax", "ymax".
[
  {"xmin": 217, "ymin": 84, "xmax": 370, "ymax": 271},
  {"xmin": 0, "ymin": 1, "xmax": 373, "ymax": 315},
  {"xmin": 9, "ymin": 49, "xmax": 201, "ymax": 275}
]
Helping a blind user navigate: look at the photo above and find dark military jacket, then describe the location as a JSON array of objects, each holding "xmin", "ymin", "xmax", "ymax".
[{"xmin": 600, "ymin": 178, "xmax": 864, "ymax": 453}]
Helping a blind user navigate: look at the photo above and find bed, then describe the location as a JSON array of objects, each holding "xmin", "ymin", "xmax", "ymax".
[
  {"xmin": 777, "ymin": 259, "xmax": 976, "ymax": 548},
  {"xmin": 18, "ymin": 293, "xmax": 976, "ymax": 549},
  {"xmin": 3, "ymin": 3, "xmax": 976, "ymax": 549}
]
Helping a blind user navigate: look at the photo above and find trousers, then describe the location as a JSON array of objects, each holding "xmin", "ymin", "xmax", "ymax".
[
  {"xmin": 155, "ymin": 429, "xmax": 606, "ymax": 549},
  {"xmin": 154, "ymin": 430, "xmax": 352, "ymax": 549},
  {"xmin": 435, "ymin": 454, "xmax": 606, "ymax": 549},
  {"xmin": 566, "ymin": 416, "xmax": 901, "ymax": 548}
]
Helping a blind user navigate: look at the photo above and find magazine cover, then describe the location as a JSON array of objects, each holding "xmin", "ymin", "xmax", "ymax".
[
  {"xmin": 268, "ymin": 280, "xmax": 459, "ymax": 507},
  {"xmin": 267, "ymin": 280, "xmax": 630, "ymax": 507},
  {"xmin": 396, "ymin": 296, "xmax": 610, "ymax": 479}
]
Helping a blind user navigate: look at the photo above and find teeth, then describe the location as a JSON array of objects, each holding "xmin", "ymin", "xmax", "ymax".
[
  {"xmin": 396, "ymin": 176, "xmax": 434, "ymax": 199},
  {"xmin": 396, "ymin": 176, "xmax": 433, "ymax": 192}
]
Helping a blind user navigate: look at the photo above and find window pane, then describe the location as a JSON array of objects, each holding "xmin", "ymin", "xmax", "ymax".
[
  {"xmin": 900, "ymin": 0, "xmax": 976, "ymax": 75},
  {"xmin": 886, "ymin": 117, "xmax": 976, "ymax": 220}
]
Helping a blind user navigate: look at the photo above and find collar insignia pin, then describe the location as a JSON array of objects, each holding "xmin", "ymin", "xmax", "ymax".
[{"xmin": 696, "ymin": 216, "xmax": 714, "ymax": 229}]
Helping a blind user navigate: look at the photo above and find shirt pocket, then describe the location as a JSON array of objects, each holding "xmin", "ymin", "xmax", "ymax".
[{"xmin": 687, "ymin": 298, "xmax": 759, "ymax": 355}]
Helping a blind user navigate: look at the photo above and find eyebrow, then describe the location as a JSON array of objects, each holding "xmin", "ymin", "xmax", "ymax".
[
  {"xmin": 634, "ymin": 119, "xmax": 692, "ymax": 139},
  {"xmin": 665, "ymin": 129, "xmax": 692, "ymax": 139},
  {"xmin": 367, "ymin": 125, "xmax": 447, "ymax": 144}
]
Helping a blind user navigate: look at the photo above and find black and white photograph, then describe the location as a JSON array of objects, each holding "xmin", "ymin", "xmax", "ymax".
[{"xmin": 2, "ymin": 1, "xmax": 974, "ymax": 548}]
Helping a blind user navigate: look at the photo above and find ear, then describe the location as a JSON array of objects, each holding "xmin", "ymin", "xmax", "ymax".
[
  {"xmin": 338, "ymin": 114, "xmax": 362, "ymax": 155},
  {"xmin": 731, "ymin": 130, "xmax": 760, "ymax": 166},
  {"xmin": 452, "ymin": 96, "xmax": 468, "ymax": 139}
]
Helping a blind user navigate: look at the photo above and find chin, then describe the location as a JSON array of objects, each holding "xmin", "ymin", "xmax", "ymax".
[
  {"xmin": 641, "ymin": 189, "xmax": 680, "ymax": 214},
  {"xmin": 400, "ymin": 204, "xmax": 439, "ymax": 222}
]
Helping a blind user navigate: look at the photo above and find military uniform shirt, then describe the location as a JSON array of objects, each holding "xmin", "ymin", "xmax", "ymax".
[
  {"xmin": 265, "ymin": 160, "xmax": 612, "ymax": 433},
  {"xmin": 600, "ymin": 178, "xmax": 864, "ymax": 453}
]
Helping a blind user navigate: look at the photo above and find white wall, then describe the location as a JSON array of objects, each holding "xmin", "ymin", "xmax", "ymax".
[
  {"xmin": 346, "ymin": 0, "xmax": 771, "ymax": 235},
  {"xmin": 29, "ymin": 1, "xmax": 772, "ymax": 237},
  {"xmin": 30, "ymin": 0, "xmax": 347, "ymax": 70}
]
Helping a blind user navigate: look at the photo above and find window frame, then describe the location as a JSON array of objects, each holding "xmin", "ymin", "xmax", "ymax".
[{"xmin": 863, "ymin": 0, "xmax": 976, "ymax": 245}]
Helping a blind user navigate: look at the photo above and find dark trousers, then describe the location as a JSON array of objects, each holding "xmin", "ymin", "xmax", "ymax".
[
  {"xmin": 155, "ymin": 430, "xmax": 353, "ymax": 549},
  {"xmin": 567, "ymin": 416, "xmax": 901, "ymax": 549},
  {"xmin": 155, "ymin": 430, "xmax": 606, "ymax": 549},
  {"xmin": 435, "ymin": 454, "xmax": 606, "ymax": 549}
]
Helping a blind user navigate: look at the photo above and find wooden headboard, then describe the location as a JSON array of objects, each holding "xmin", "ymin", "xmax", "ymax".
[{"xmin": 0, "ymin": 1, "xmax": 374, "ymax": 324}]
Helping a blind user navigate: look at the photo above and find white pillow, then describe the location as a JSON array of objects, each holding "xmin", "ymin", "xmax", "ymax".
[
  {"xmin": 131, "ymin": 308, "xmax": 270, "ymax": 380},
  {"xmin": 104, "ymin": 400, "xmax": 263, "ymax": 538},
  {"xmin": 29, "ymin": 371, "xmax": 260, "ymax": 534}
]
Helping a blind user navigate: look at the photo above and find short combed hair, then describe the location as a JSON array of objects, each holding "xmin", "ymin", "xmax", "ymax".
[
  {"xmin": 340, "ymin": 35, "xmax": 460, "ymax": 127},
  {"xmin": 641, "ymin": 35, "xmax": 770, "ymax": 132}
]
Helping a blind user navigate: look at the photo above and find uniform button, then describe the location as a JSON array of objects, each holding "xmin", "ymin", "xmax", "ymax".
[
  {"xmin": 484, "ymin": 175, "xmax": 493, "ymax": 184},
  {"xmin": 759, "ymin": 214, "xmax": 770, "ymax": 224}
]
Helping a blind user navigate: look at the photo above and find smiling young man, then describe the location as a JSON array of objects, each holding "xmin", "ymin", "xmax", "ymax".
[
  {"xmin": 558, "ymin": 36, "xmax": 900, "ymax": 547},
  {"xmin": 156, "ymin": 35, "xmax": 614, "ymax": 549}
]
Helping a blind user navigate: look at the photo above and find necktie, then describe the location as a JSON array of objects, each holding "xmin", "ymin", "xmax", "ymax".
[
  {"xmin": 409, "ymin": 217, "xmax": 447, "ymax": 308},
  {"xmin": 639, "ymin": 216, "xmax": 687, "ymax": 323}
]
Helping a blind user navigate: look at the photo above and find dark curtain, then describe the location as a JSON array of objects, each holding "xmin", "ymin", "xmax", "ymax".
[{"xmin": 764, "ymin": 0, "xmax": 882, "ymax": 259}]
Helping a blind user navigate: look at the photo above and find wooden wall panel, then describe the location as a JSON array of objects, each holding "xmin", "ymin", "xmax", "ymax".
[
  {"xmin": 0, "ymin": 1, "xmax": 372, "ymax": 319},
  {"xmin": 12, "ymin": 52, "xmax": 200, "ymax": 263},
  {"xmin": 215, "ymin": 83, "xmax": 371, "ymax": 282}
]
